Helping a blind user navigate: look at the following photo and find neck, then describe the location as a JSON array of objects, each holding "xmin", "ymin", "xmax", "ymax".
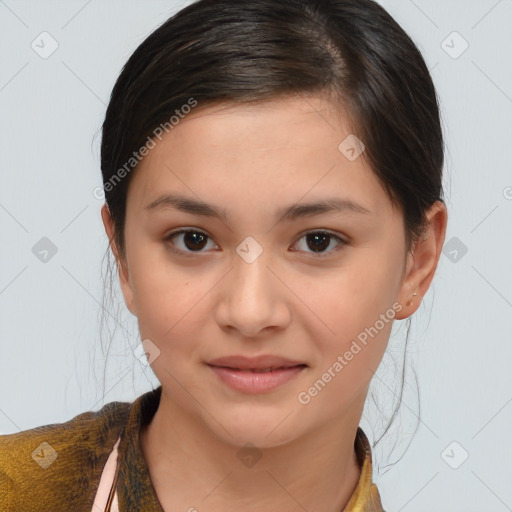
[{"xmin": 140, "ymin": 391, "xmax": 365, "ymax": 512}]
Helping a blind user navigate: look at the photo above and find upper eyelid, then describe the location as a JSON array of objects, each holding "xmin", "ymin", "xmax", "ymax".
[{"xmin": 165, "ymin": 227, "xmax": 345, "ymax": 240}]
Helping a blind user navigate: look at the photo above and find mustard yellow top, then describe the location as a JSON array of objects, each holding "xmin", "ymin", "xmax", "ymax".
[{"xmin": 0, "ymin": 386, "xmax": 385, "ymax": 511}]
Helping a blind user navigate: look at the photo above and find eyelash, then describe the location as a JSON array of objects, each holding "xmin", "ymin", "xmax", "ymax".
[{"xmin": 163, "ymin": 229, "xmax": 347, "ymax": 258}]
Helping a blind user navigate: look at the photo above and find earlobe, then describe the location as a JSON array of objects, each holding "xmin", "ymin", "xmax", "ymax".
[
  {"xmin": 100, "ymin": 204, "xmax": 137, "ymax": 316},
  {"xmin": 395, "ymin": 201, "xmax": 448, "ymax": 320}
]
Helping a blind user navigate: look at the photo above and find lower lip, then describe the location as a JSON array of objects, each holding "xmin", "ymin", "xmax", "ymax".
[{"xmin": 207, "ymin": 365, "xmax": 306, "ymax": 394}]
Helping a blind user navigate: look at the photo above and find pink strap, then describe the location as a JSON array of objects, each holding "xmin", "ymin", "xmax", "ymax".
[{"xmin": 91, "ymin": 435, "xmax": 121, "ymax": 512}]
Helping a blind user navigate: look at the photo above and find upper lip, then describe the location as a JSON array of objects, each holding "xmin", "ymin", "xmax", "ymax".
[{"xmin": 207, "ymin": 355, "xmax": 307, "ymax": 371}]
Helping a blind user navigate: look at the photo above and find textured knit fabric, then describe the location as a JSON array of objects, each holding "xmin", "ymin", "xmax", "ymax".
[{"xmin": 0, "ymin": 386, "xmax": 384, "ymax": 511}]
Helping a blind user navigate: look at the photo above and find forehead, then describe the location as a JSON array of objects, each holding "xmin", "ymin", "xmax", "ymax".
[
  {"xmin": 165, "ymin": 95, "xmax": 353, "ymax": 150},
  {"xmin": 126, "ymin": 95, "xmax": 391, "ymax": 218}
]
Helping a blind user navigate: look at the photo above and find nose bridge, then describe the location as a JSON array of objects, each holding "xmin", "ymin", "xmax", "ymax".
[
  {"xmin": 216, "ymin": 235, "xmax": 289, "ymax": 335},
  {"xmin": 231, "ymin": 234, "xmax": 274, "ymax": 301}
]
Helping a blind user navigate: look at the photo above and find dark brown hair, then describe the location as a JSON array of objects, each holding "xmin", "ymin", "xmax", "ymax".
[{"xmin": 99, "ymin": 0, "xmax": 445, "ymax": 466}]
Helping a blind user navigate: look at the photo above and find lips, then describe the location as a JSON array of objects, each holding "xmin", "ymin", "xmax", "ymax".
[
  {"xmin": 206, "ymin": 355, "xmax": 308, "ymax": 393},
  {"xmin": 206, "ymin": 354, "xmax": 307, "ymax": 371},
  {"xmin": 207, "ymin": 362, "xmax": 307, "ymax": 394},
  {"xmin": 236, "ymin": 366, "xmax": 301, "ymax": 373}
]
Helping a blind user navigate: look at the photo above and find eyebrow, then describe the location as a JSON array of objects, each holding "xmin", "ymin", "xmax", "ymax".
[{"xmin": 144, "ymin": 193, "xmax": 372, "ymax": 222}]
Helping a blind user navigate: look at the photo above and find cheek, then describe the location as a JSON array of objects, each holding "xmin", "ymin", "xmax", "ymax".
[
  {"xmin": 297, "ymin": 258, "xmax": 398, "ymax": 382},
  {"xmin": 128, "ymin": 251, "xmax": 203, "ymax": 347},
  {"xmin": 297, "ymin": 310, "xmax": 393, "ymax": 421},
  {"xmin": 131, "ymin": 271, "xmax": 207, "ymax": 392},
  {"xmin": 301, "ymin": 261, "xmax": 397, "ymax": 335}
]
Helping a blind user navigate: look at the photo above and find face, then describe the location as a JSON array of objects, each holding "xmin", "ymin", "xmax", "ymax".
[{"xmin": 102, "ymin": 94, "xmax": 438, "ymax": 448}]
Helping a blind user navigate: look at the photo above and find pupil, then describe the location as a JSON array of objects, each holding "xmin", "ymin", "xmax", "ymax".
[
  {"xmin": 184, "ymin": 232, "xmax": 207, "ymax": 250},
  {"xmin": 307, "ymin": 233, "xmax": 329, "ymax": 252}
]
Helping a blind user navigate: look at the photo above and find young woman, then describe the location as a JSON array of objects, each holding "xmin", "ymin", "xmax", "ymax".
[{"xmin": 0, "ymin": 0, "xmax": 447, "ymax": 510}]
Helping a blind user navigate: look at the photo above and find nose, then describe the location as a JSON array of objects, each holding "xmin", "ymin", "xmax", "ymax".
[{"xmin": 214, "ymin": 245, "xmax": 292, "ymax": 338}]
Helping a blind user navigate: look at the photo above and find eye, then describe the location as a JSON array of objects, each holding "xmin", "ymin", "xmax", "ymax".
[
  {"xmin": 291, "ymin": 230, "xmax": 347, "ymax": 257},
  {"xmin": 164, "ymin": 229, "xmax": 218, "ymax": 255},
  {"xmin": 164, "ymin": 229, "xmax": 347, "ymax": 257}
]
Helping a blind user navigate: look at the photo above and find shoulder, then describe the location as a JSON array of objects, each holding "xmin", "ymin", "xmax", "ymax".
[{"xmin": 0, "ymin": 398, "xmax": 131, "ymax": 512}]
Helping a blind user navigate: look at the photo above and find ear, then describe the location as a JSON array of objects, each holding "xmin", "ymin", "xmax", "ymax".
[
  {"xmin": 395, "ymin": 201, "xmax": 448, "ymax": 320},
  {"xmin": 100, "ymin": 204, "xmax": 137, "ymax": 316}
]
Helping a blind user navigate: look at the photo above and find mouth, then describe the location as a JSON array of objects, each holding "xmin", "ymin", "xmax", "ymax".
[
  {"xmin": 206, "ymin": 361, "xmax": 308, "ymax": 394},
  {"xmin": 208, "ymin": 364, "xmax": 307, "ymax": 372},
  {"xmin": 206, "ymin": 354, "xmax": 308, "ymax": 371}
]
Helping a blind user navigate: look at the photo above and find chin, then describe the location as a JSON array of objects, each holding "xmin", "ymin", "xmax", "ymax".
[{"xmin": 207, "ymin": 408, "xmax": 306, "ymax": 449}]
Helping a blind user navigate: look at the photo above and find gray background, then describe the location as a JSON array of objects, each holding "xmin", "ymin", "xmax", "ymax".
[{"xmin": 1, "ymin": 1, "xmax": 511, "ymax": 510}]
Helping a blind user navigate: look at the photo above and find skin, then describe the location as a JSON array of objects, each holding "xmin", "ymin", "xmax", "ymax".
[{"xmin": 101, "ymin": 94, "xmax": 447, "ymax": 511}]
